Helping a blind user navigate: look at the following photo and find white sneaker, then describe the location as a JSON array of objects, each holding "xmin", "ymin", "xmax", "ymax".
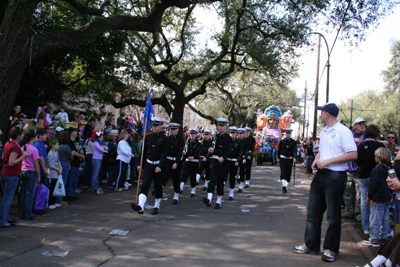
[
  {"xmin": 54, "ymin": 203, "xmax": 62, "ymax": 207},
  {"xmin": 96, "ymin": 188, "xmax": 104, "ymax": 194},
  {"xmin": 363, "ymin": 230, "xmax": 370, "ymax": 235},
  {"xmin": 100, "ymin": 180, "xmax": 108, "ymax": 184},
  {"xmin": 49, "ymin": 205, "xmax": 57, "ymax": 209},
  {"xmin": 125, "ymin": 182, "xmax": 132, "ymax": 187},
  {"xmin": 75, "ymin": 189, "xmax": 82, "ymax": 194},
  {"xmin": 121, "ymin": 187, "xmax": 129, "ymax": 190}
]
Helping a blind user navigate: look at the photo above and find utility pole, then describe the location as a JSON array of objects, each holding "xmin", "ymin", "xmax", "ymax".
[
  {"xmin": 312, "ymin": 35, "xmax": 321, "ymax": 141},
  {"xmin": 340, "ymin": 99, "xmax": 375, "ymax": 128},
  {"xmin": 303, "ymin": 81, "xmax": 307, "ymax": 138}
]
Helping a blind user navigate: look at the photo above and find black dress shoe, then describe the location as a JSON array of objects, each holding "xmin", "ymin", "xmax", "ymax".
[
  {"xmin": 151, "ymin": 208, "xmax": 159, "ymax": 215},
  {"xmin": 215, "ymin": 203, "xmax": 221, "ymax": 209},
  {"xmin": 8, "ymin": 219, "xmax": 17, "ymax": 224},
  {"xmin": 131, "ymin": 203, "xmax": 144, "ymax": 214},
  {"xmin": 190, "ymin": 194, "xmax": 195, "ymax": 198},
  {"xmin": 179, "ymin": 190, "xmax": 183, "ymax": 194},
  {"xmin": 203, "ymin": 197, "xmax": 211, "ymax": 207},
  {"xmin": 228, "ymin": 196, "xmax": 233, "ymax": 201},
  {"xmin": 244, "ymin": 184, "xmax": 249, "ymax": 188},
  {"xmin": 172, "ymin": 199, "xmax": 179, "ymax": 205},
  {"xmin": 196, "ymin": 181, "xmax": 199, "ymax": 185},
  {"xmin": 238, "ymin": 189, "xmax": 242, "ymax": 193},
  {"xmin": 282, "ymin": 186, "xmax": 287, "ymax": 193},
  {"xmin": 236, "ymin": 178, "xmax": 240, "ymax": 184},
  {"xmin": 151, "ymin": 191, "xmax": 155, "ymax": 196},
  {"xmin": 203, "ymin": 187, "xmax": 207, "ymax": 190}
]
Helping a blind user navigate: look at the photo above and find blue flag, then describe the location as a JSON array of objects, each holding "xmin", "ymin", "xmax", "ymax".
[{"xmin": 142, "ymin": 91, "xmax": 154, "ymax": 135}]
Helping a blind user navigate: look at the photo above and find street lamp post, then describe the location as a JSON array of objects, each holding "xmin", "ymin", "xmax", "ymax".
[
  {"xmin": 311, "ymin": 32, "xmax": 331, "ymax": 140},
  {"xmin": 312, "ymin": 32, "xmax": 331, "ymax": 103}
]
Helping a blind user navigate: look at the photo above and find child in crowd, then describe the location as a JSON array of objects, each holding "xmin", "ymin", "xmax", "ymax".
[
  {"xmin": 19, "ymin": 130, "xmax": 40, "ymax": 221},
  {"xmin": 47, "ymin": 139, "xmax": 63, "ymax": 209},
  {"xmin": 361, "ymin": 147, "xmax": 393, "ymax": 248},
  {"xmin": 13, "ymin": 105, "xmax": 26, "ymax": 121},
  {"xmin": 55, "ymin": 107, "xmax": 69, "ymax": 124}
]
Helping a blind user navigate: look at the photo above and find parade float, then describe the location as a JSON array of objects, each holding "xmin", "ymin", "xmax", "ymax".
[{"xmin": 255, "ymin": 105, "xmax": 292, "ymax": 165}]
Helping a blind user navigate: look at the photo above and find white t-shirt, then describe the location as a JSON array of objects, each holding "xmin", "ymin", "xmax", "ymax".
[
  {"xmin": 56, "ymin": 112, "xmax": 69, "ymax": 123},
  {"xmin": 319, "ymin": 121, "xmax": 357, "ymax": 171}
]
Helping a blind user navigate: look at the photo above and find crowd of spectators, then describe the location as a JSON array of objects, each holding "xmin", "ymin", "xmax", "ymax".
[{"xmin": 0, "ymin": 105, "xmax": 143, "ymax": 228}]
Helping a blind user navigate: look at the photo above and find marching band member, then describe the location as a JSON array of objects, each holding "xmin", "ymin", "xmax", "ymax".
[
  {"xmin": 131, "ymin": 117, "xmax": 169, "ymax": 215},
  {"xmin": 203, "ymin": 118, "xmax": 231, "ymax": 209},
  {"xmin": 226, "ymin": 126, "xmax": 245, "ymax": 201},
  {"xmin": 197, "ymin": 129, "xmax": 213, "ymax": 190},
  {"xmin": 237, "ymin": 127, "xmax": 249, "ymax": 192},
  {"xmin": 278, "ymin": 128, "xmax": 297, "ymax": 193},
  {"xmin": 244, "ymin": 126, "xmax": 255, "ymax": 187},
  {"xmin": 179, "ymin": 127, "xmax": 202, "ymax": 198},
  {"xmin": 163, "ymin": 123, "xmax": 185, "ymax": 205}
]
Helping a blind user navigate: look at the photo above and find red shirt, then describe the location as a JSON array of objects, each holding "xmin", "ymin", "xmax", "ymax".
[{"xmin": 1, "ymin": 140, "xmax": 23, "ymax": 176}]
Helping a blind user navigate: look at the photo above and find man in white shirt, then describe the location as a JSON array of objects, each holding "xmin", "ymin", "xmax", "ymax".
[
  {"xmin": 293, "ymin": 103, "xmax": 357, "ymax": 262},
  {"xmin": 55, "ymin": 107, "xmax": 69, "ymax": 123}
]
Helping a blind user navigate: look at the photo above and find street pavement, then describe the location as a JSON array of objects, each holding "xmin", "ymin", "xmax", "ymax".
[{"xmin": 0, "ymin": 162, "xmax": 374, "ymax": 267}]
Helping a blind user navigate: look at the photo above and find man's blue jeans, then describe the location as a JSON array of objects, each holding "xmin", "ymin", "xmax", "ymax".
[
  {"xmin": 66, "ymin": 166, "xmax": 79, "ymax": 197},
  {"xmin": 0, "ymin": 175, "xmax": 19, "ymax": 226},
  {"xmin": 370, "ymin": 202, "xmax": 390, "ymax": 242},
  {"xmin": 91, "ymin": 158, "xmax": 102, "ymax": 191},
  {"xmin": 59, "ymin": 161, "xmax": 70, "ymax": 203},
  {"xmin": 19, "ymin": 171, "xmax": 37, "ymax": 220},
  {"xmin": 304, "ymin": 169, "xmax": 347, "ymax": 254},
  {"xmin": 358, "ymin": 178, "xmax": 370, "ymax": 231}
]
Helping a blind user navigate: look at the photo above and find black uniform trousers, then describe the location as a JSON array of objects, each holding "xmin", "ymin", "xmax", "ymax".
[
  {"xmin": 180, "ymin": 161, "xmax": 199, "ymax": 188},
  {"xmin": 197, "ymin": 160, "xmax": 211, "ymax": 181},
  {"xmin": 239, "ymin": 161, "xmax": 246, "ymax": 183},
  {"xmin": 245, "ymin": 156, "xmax": 253, "ymax": 181},
  {"xmin": 280, "ymin": 158, "xmax": 294, "ymax": 182},
  {"xmin": 227, "ymin": 160, "xmax": 238, "ymax": 189},
  {"xmin": 208, "ymin": 158, "xmax": 228, "ymax": 196},
  {"xmin": 163, "ymin": 159, "xmax": 183, "ymax": 193},
  {"xmin": 140, "ymin": 164, "xmax": 163, "ymax": 198}
]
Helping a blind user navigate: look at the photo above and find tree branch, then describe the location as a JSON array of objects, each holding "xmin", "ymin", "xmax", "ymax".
[
  {"xmin": 61, "ymin": 0, "xmax": 110, "ymax": 16},
  {"xmin": 187, "ymin": 103, "xmax": 215, "ymax": 125}
]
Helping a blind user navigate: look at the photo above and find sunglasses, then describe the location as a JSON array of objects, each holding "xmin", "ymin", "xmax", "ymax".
[
  {"xmin": 48, "ymin": 128, "xmax": 54, "ymax": 130},
  {"xmin": 387, "ymin": 136, "xmax": 395, "ymax": 139}
]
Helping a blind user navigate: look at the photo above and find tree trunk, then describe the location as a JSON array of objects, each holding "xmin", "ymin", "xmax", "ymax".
[{"xmin": 0, "ymin": 0, "xmax": 38, "ymax": 141}]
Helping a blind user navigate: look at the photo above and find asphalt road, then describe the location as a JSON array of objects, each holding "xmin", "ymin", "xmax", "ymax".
[{"xmin": 0, "ymin": 162, "xmax": 374, "ymax": 267}]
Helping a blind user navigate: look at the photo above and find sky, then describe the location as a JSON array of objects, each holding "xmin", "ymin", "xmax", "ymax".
[{"xmin": 289, "ymin": 5, "xmax": 400, "ymax": 137}]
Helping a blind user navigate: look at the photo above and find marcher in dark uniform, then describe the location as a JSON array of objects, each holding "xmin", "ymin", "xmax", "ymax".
[
  {"xmin": 244, "ymin": 126, "xmax": 255, "ymax": 188},
  {"xmin": 131, "ymin": 117, "xmax": 170, "ymax": 215},
  {"xmin": 237, "ymin": 127, "xmax": 249, "ymax": 193},
  {"xmin": 179, "ymin": 127, "xmax": 202, "ymax": 198},
  {"xmin": 203, "ymin": 118, "xmax": 231, "ymax": 209},
  {"xmin": 278, "ymin": 128, "xmax": 297, "ymax": 193},
  {"xmin": 226, "ymin": 126, "xmax": 245, "ymax": 200},
  {"xmin": 197, "ymin": 129, "xmax": 213, "ymax": 190},
  {"xmin": 163, "ymin": 123, "xmax": 185, "ymax": 205}
]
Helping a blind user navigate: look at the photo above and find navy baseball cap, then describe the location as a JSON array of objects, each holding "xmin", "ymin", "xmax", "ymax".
[{"xmin": 317, "ymin": 103, "xmax": 339, "ymax": 117}]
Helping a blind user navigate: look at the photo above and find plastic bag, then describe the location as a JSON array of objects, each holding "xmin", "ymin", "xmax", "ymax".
[
  {"xmin": 42, "ymin": 251, "xmax": 69, "ymax": 257},
  {"xmin": 33, "ymin": 184, "xmax": 49, "ymax": 211},
  {"xmin": 109, "ymin": 229, "xmax": 129, "ymax": 236},
  {"xmin": 53, "ymin": 174, "xmax": 66, "ymax": 197}
]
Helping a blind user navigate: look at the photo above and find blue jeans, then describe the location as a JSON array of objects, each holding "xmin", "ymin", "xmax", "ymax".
[
  {"xmin": 0, "ymin": 175, "xmax": 20, "ymax": 226},
  {"xmin": 66, "ymin": 166, "xmax": 79, "ymax": 197},
  {"xmin": 83, "ymin": 154, "xmax": 93, "ymax": 187},
  {"xmin": 304, "ymin": 169, "xmax": 347, "ymax": 254},
  {"xmin": 306, "ymin": 156, "xmax": 314, "ymax": 174},
  {"xmin": 370, "ymin": 202, "xmax": 390, "ymax": 242},
  {"xmin": 59, "ymin": 161, "xmax": 71, "ymax": 202},
  {"xmin": 359, "ymin": 178, "xmax": 370, "ymax": 231},
  {"xmin": 91, "ymin": 158, "xmax": 102, "ymax": 191},
  {"xmin": 19, "ymin": 171, "xmax": 38, "ymax": 220},
  {"xmin": 107, "ymin": 164, "xmax": 117, "ymax": 185}
]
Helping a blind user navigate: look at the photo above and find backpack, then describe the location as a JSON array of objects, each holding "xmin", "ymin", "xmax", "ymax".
[{"xmin": 108, "ymin": 143, "xmax": 118, "ymax": 165}]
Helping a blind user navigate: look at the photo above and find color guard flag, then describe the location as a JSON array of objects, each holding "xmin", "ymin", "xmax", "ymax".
[{"xmin": 142, "ymin": 91, "xmax": 154, "ymax": 135}]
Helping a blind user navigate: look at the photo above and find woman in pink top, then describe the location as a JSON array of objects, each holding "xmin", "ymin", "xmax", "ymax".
[{"xmin": 20, "ymin": 129, "xmax": 40, "ymax": 221}]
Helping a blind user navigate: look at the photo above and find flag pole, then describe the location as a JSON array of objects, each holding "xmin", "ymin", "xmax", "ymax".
[
  {"xmin": 136, "ymin": 117, "xmax": 148, "ymax": 202},
  {"xmin": 136, "ymin": 90, "xmax": 152, "ymax": 202}
]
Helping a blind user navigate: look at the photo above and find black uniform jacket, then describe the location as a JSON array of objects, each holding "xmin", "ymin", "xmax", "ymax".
[{"xmin": 142, "ymin": 131, "xmax": 170, "ymax": 171}]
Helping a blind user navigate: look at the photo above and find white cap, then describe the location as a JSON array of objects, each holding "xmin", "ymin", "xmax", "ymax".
[
  {"xmin": 216, "ymin": 117, "xmax": 229, "ymax": 125},
  {"xmin": 284, "ymin": 128, "xmax": 293, "ymax": 133},
  {"xmin": 353, "ymin": 118, "xmax": 365, "ymax": 125},
  {"xmin": 238, "ymin": 128, "xmax": 246, "ymax": 133},
  {"xmin": 204, "ymin": 129, "xmax": 212, "ymax": 134},
  {"xmin": 55, "ymin": 126, "xmax": 64, "ymax": 132},
  {"xmin": 189, "ymin": 127, "xmax": 199, "ymax": 134},
  {"xmin": 228, "ymin": 126, "xmax": 238, "ymax": 133},
  {"xmin": 151, "ymin": 117, "xmax": 165, "ymax": 125}
]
